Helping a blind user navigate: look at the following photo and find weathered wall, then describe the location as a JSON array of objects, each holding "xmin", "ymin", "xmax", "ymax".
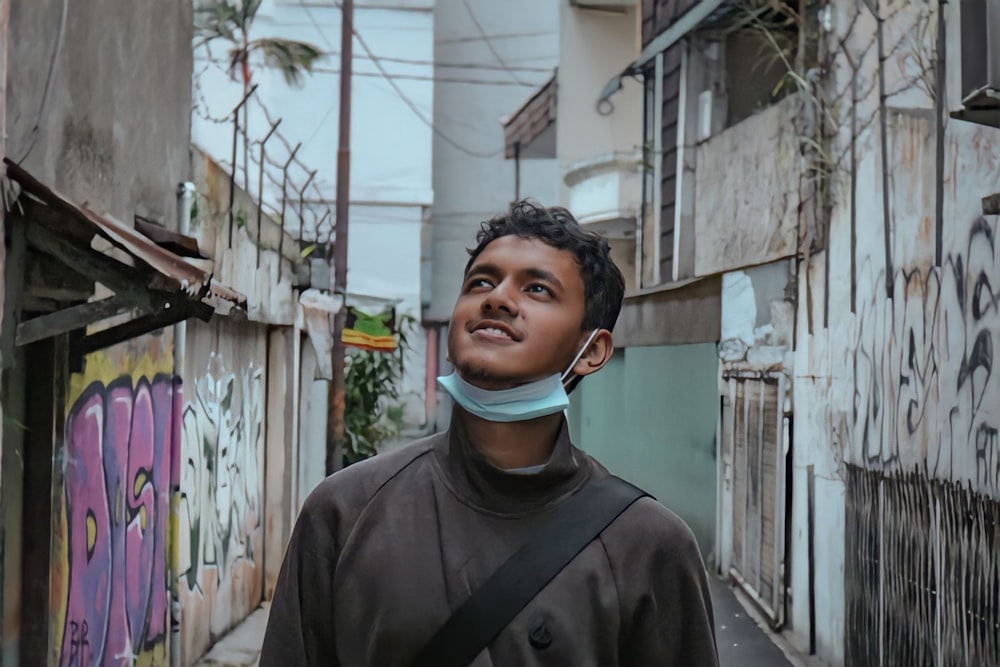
[
  {"xmin": 54, "ymin": 334, "xmax": 179, "ymax": 667},
  {"xmin": 190, "ymin": 147, "xmax": 298, "ymax": 327},
  {"xmin": 785, "ymin": 0, "xmax": 1000, "ymax": 662},
  {"xmin": 694, "ymin": 96, "xmax": 803, "ymax": 277},
  {"xmin": 179, "ymin": 318, "xmax": 268, "ymax": 665},
  {"xmin": 556, "ymin": 3, "xmax": 642, "ymax": 203},
  {"xmin": 6, "ymin": 0, "xmax": 192, "ymax": 227}
]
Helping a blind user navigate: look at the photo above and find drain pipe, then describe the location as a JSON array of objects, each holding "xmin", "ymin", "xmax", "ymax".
[{"xmin": 170, "ymin": 181, "xmax": 195, "ymax": 667}]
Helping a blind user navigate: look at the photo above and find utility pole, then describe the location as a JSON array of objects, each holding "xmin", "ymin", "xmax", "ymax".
[{"xmin": 328, "ymin": 0, "xmax": 353, "ymax": 474}]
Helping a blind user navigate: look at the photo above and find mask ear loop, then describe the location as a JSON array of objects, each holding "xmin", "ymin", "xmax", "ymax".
[{"xmin": 561, "ymin": 329, "xmax": 601, "ymax": 387}]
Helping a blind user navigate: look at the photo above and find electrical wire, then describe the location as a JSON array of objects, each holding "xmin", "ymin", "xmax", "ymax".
[
  {"xmin": 17, "ymin": 0, "xmax": 68, "ymax": 163},
  {"xmin": 351, "ymin": 25, "xmax": 504, "ymax": 158},
  {"xmin": 194, "ymin": 55, "xmax": 547, "ymax": 86},
  {"xmin": 460, "ymin": 0, "xmax": 529, "ymax": 85},
  {"xmin": 435, "ymin": 30, "xmax": 556, "ymax": 45},
  {"xmin": 311, "ymin": 0, "xmax": 510, "ymax": 158}
]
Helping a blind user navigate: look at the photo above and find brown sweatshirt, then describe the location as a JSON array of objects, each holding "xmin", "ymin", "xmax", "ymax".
[{"xmin": 260, "ymin": 418, "xmax": 718, "ymax": 666}]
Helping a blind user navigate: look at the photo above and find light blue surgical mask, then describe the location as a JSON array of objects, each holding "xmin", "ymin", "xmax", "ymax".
[{"xmin": 438, "ymin": 329, "xmax": 600, "ymax": 423}]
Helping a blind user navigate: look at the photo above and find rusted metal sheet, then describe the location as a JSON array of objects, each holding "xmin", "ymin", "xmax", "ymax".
[
  {"xmin": 693, "ymin": 95, "xmax": 803, "ymax": 277},
  {"xmin": 5, "ymin": 159, "xmax": 214, "ymax": 296},
  {"xmin": 846, "ymin": 465, "xmax": 1000, "ymax": 666},
  {"xmin": 4, "ymin": 160, "xmax": 246, "ymax": 314},
  {"xmin": 501, "ymin": 73, "xmax": 557, "ymax": 158}
]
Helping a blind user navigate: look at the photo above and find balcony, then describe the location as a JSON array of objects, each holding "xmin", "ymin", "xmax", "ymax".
[
  {"xmin": 692, "ymin": 95, "xmax": 803, "ymax": 276},
  {"xmin": 563, "ymin": 150, "xmax": 643, "ymax": 239}
]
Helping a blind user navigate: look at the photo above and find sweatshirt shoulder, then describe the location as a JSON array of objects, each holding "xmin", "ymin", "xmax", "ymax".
[
  {"xmin": 601, "ymin": 495, "xmax": 705, "ymax": 564},
  {"xmin": 301, "ymin": 433, "xmax": 440, "ymax": 516}
]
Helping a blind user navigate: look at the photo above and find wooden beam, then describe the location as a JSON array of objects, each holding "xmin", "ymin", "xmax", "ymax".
[
  {"xmin": 78, "ymin": 297, "xmax": 213, "ymax": 355},
  {"xmin": 0, "ymin": 214, "xmax": 27, "ymax": 368},
  {"xmin": 983, "ymin": 193, "xmax": 1000, "ymax": 216},
  {"xmin": 134, "ymin": 216, "xmax": 204, "ymax": 258},
  {"xmin": 15, "ymin": 296, "xmax": 138, "ymax": 347},
  {"xmin": 24, "ymin": 221, "xmax": 157, "ymax": 312}
]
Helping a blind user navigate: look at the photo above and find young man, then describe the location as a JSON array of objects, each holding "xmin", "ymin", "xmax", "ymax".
[{"xmin": 260, "ymin": 202, "xmax": 718, "ymax": 666}]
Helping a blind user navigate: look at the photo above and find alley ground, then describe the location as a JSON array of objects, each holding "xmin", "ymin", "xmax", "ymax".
[{"xmin": 194, "ymin": 577, "xmax": 798, "ymax": 666}]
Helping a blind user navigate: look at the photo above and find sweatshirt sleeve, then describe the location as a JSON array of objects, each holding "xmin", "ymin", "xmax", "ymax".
[
  {"xmin": 259, "ymin": 485, "xmax": 341, "ymax": 667},
  {"xmin": 608, "ymin": 498, "xmax": 719, "ymax": 667}
]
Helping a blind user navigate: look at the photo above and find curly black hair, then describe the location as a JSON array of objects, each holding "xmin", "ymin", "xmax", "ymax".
[{"xmin": 465, "ymin": 200, "xmax": 626, "ymax": 332}]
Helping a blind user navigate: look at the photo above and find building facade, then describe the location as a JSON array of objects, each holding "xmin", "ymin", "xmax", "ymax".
[
  {"xmin": 0, "ymin": 3, "xmax": 333, "ymax": 665},
  {"xmin": 633, "ymin": 0, "xmax": 1000, "ymax": 663}
]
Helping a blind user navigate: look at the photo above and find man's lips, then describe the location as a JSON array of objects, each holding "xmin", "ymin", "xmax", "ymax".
[{"xmin": 470, "ymin": 320, "xmax": 520, "ymax": 341}]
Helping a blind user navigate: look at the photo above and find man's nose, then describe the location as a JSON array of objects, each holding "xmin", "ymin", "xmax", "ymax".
[{"xmin": 482, "ymin": 280, "xmax": 518, "ymax": 316}]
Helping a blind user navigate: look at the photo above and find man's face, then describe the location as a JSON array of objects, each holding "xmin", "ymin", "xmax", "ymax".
[{"xmin": 448, "ymin": 235, "xmax": 590, "ymax": 390}]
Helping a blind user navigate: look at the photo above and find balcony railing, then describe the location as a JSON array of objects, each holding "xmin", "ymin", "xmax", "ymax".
[{"xmin": 563, "ymin": 150, "xmax": 643, "ymax": 239}]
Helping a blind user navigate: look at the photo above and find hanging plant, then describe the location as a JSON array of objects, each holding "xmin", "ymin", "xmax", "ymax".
[{"xmin": 343, "ymin": 314, "xmax": 416, "ymax": 465}]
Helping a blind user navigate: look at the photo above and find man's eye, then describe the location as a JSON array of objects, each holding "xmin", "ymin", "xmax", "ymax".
[
  {"xmin": 468, "ymin": 278, "xmax": 493, "ymax": 290},
  {"xmin": 526, "ymin": 284, "xmax": 551, "ymax": 296}
]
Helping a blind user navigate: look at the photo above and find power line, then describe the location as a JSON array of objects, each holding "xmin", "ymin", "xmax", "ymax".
[
  {"xmin": 435, "ymin": 30, "xmax": 556, "ymax": 45},
  {"xmin": 311, "ymin": 64, "xmax": 548, "ymax": 87},
  {"xmin": 318, "ymin": 50, "xmax": 553, "ymax": 73},
  {"xmin": 351, "ymin": 25, "xmax": 504, "ymax": 159},
  {"xmin": 460, "ymin": 0, "xmax": 529, "ymax": 85},
  {"xmin": 300, "ymin": 0, "xmax": 518, "ymax": 145},
  {"xmin": 194, "ymin": 56, "xmax": 547, "ymax": 86}
]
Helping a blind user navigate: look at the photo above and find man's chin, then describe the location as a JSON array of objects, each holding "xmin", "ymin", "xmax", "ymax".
[{"xmin": 453, "ymin": 365, "xmax": 519, "ymax": 391}]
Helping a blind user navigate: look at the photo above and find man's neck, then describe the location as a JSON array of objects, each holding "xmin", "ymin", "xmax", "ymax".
[{"xmin": 457, "ymin": 408, "xmax": 564, "ymax": 470}]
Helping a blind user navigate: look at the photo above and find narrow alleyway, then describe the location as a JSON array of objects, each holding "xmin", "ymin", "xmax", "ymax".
[
  {"xmin": 710, "ymin": 577, "xmax": 794, "ymax": 666},
  {"xmin": 194, "ymin": 579, "xmax": 798, "ymax": 666}
]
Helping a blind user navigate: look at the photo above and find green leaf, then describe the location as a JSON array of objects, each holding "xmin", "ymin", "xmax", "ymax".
[{"xmin": 250, "ymin": 38, "xmax": 324, "ymax": 87}]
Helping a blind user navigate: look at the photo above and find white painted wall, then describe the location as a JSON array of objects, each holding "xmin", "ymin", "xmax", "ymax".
[
  {"xmin": 555, "ymin": 2, "xmax": 642, "ymax": 204},
  {"xmin": 427, "ymin": 0, "xmax": 560, "ymax": 323},
  {"xmin": 192, "ymin": 0, "xmax": 432, "ymax": 425},
  {"xmin": 786, "ymin": 0, "xmax": 999, "ymax": 662}
]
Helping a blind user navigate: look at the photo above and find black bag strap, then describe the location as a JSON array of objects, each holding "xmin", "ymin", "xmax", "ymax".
[{"xmin": 412, "ymin": 475, "xmax": 648, "ymax": 667}]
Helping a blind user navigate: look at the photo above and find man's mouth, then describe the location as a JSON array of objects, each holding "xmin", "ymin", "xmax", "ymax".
[{"xmin": 471, "ymin": 321, "xmax": 519, "ymax": 341}]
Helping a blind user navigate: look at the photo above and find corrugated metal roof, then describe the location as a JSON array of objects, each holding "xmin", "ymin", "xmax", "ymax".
[
  {"xmin": 501, "ymin": 71, "xmax": 558, "ymax": 159},
  {"xmin": 3, "ymin": 158, "xmax": 246, "ymax": 310}
]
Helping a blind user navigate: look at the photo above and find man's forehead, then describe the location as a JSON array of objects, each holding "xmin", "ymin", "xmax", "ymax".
[{"xmin": 471, "ymin": 235, "xmax": 576, "ymax": 266}]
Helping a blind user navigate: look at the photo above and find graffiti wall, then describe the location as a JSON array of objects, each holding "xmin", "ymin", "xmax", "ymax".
[
  {"xmin": 844, "ymin": 112, "xmax": 1000, "ymax": 498},
  {"xmin": 178, "ymin": 319, "xmax": 267, "ymax": 664},
  {"xmin": 54, "ymin": 336, "xmax": 179, "ymax": 667}
]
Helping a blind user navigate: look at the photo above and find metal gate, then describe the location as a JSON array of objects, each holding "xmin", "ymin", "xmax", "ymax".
[{"xmin": 722, "ymin": 374, "xmax": 787, "ymax": 627}]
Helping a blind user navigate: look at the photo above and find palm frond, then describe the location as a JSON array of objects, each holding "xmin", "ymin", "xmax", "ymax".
[
  {"xmin": 194, "ymin": 1, "xmax": 242, "ymax": 41},
  {"xmin": 250, "ymin": 38, "xmax": 324, "ymax": 87},
  {"xmin": 241, "ymin": 0, "xmax": 264, "ymax": 26}
]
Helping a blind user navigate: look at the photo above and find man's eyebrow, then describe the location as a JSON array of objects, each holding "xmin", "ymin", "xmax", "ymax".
[
  {"xmin": 523, "ymin": 267, "xmax": 563, "ymax": 290},
  {"xmin": 465, "ymin": 262, "xmax": 502, "ymax": 279}
]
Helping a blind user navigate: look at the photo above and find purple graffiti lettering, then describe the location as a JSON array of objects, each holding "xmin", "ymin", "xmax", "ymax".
[{"xmin": 61, "ymin": 375, "xmax": 179, "ymax": 667}]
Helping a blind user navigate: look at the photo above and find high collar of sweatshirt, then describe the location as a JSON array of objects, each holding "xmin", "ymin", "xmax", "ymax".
[{"xmin": 433, "ymin": 411, "xmax": 594, "ymax": 516}]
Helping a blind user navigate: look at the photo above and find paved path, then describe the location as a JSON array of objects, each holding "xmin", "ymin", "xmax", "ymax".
[{"xmin": 710, "ymin": 576, "xmax": 795, "ymax": 666}]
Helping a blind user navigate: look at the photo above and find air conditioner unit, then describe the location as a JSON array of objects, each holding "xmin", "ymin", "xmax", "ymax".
[{"xmin": 961, "ymin": 0, "xmax": 1000, "ymax": 104}]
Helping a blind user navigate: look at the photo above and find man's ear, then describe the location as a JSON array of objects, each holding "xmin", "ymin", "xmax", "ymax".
[{"xmin": 571, "ymin": 329, "xmax": 614, "ymax": 379}]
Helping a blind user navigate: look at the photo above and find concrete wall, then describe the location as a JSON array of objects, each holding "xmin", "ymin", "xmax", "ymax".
[
  {"xmin": 6, "ymin": 0, "xmax": 192, "ymax": 228},
  {"xmin": 568, "ymin": 343, "xmax": 720, "ymax": 558},
  {"xmin": 3, "ymin": 2, "xmax": 194, "ymax": 664},
  {"xmin": 785, "ymin": 1, "xmax": 998, "ymax": 662},
  {"xmin": 179, "ymin": 318, "xmax": 268, "ymax": 665},
  {"xmin": 555, "ymin": 3, "xmax": 642, "ymax": 203},
  {"xmin": 426, "ymin": 0, "xmax": 560, "ymax": 323},
  {"xmin": 694, "ymin": 96, "xmax": 803, "ymax": 277}
]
